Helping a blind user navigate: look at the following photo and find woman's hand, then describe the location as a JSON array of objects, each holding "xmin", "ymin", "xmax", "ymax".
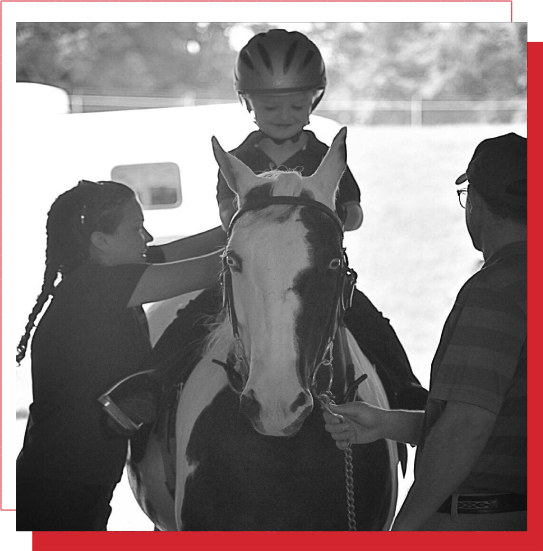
[{"xmin": 323, "ymin": 402, "xmax": 387, "ymax": 449}]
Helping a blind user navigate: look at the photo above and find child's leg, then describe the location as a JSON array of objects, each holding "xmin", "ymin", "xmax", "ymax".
[
  {"xmin": 99, "ymin": 285, "xmax": 224, "ymax": 435},
  {"xmin": 151, "ymin": 284, "xmax": 224, "ymax": 388},
  {"xmin": 343, "ymin": 288, "xmax": 428, "ymax": 410}
]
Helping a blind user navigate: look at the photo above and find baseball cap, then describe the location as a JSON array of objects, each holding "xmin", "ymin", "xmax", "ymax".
[{"xmin": 455, "ymin": 133, "xmax": 527, "ymax": 206}]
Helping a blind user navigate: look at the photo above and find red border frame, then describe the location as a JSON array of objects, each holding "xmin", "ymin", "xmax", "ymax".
[{"xmin": 0, "ymin": 0, "xmax": 543, "ymax": 551}]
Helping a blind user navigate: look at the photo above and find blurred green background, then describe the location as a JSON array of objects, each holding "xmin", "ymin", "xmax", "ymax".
[{"xmin": 17, "ymin": 22, "xmax": 526, "ymax": 124}]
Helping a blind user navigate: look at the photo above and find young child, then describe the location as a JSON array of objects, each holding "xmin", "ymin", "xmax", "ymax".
[
  {"xmin": 149, "ymin": 29, "xmax": 428, "ymax": 416},
  {"xmin": 217, "ymin": 28, "xmax": 363, "ymax": 233},
  {"xmin": 16, "ymin": 180, "xmax": 225, "ymax": 530},
  {"xmin": 103, "ymin": 29, "xmax": 427, "ymax": 455}
]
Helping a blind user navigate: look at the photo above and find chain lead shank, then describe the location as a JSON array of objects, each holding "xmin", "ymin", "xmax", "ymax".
[{"xmin": 316, "ymin": 392, "xmax": 357, "ymax": 531}]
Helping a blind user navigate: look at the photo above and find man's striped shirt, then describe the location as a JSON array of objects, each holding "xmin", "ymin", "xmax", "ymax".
[{"xmin": 418, "ymin": 241, "xmax": 526, "ymax": 495}]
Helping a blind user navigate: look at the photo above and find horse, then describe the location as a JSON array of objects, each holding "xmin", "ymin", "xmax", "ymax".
[{"xmin": 127, "ymin": 127, "xmax": 399, "ymax": 530}]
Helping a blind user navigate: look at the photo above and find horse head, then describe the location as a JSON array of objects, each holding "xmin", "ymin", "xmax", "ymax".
[{"xmin": 212, "ymin": 128, "xmax": 353, "ymax": 437}]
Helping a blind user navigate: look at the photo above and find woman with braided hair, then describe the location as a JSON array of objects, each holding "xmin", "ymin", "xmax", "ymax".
[{"xmin": 16, "ymin": 180, "xmax": 225, "ymax": 531}]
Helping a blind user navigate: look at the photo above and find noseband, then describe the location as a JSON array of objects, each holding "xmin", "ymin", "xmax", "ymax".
[{"xmin": 218, "ymin": 196, "xmax": 357, "ymax": 397}]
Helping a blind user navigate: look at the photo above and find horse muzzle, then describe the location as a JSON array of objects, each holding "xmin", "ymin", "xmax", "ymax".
[{"xmin": 240, "ymin": 388, "xmax": 314, "ymax": 437}]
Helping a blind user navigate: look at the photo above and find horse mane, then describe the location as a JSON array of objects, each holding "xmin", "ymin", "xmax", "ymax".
[{"xmin": 202, "ymin": 312, "xmax": 232, "ymax": 358}]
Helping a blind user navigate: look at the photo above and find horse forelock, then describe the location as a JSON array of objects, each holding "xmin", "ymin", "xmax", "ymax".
[{"xmin": 240, "ymin": 170, "xmax": 329, "ymax": 208}]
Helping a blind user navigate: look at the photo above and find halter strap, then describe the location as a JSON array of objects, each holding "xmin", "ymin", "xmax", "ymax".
[{"xmin": 228, "ymin": 195, "xmax": 344, "ymax": 236}]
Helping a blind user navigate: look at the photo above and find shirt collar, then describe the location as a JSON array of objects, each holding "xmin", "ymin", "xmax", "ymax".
[{"xmin": 484, "ymin": 241, "xmax": 527, "ymax": 268}]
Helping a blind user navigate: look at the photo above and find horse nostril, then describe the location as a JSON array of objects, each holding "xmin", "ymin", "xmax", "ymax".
[
  {"xmin": 290, "ymin": 391, "xmax": 312, "ymax": 413},
  {"xmin": 240, "ymin": 391, "xmax": 261, "ymax": 420}
]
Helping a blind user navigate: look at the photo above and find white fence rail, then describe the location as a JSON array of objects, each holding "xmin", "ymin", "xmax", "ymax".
[{"xmin": 70, "ymin": 92, "xmax": 527, "ymax": 126}]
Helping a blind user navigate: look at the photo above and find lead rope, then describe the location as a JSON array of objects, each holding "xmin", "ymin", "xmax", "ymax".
[
  {"xmin": 317, "ymin": 392, "xmax": 359, "ymax": 531},
  {"xmin": 344, "ymin": 446, "xmax": 357, "ymax": 531}
]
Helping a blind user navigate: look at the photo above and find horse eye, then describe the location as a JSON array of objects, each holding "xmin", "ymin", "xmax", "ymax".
[
  {"xmin": 226, "ymin": 254, "xmax": 241, "ymax": 271},
  {"xmin": 329, "ymin": 258, "xmax": 342, "ymax": 270}
]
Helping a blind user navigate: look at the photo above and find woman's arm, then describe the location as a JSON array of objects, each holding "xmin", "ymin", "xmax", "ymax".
[
  {"xmin": 128, "ymin": 250, "xmax": 223, "ymax": 307},
  {"xmin": 158, "ymin": 226, "xmax": 227, "ymax": 262}
]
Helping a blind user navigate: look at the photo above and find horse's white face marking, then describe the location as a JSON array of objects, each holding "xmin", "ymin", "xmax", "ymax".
[
  {"xmin": 211, "ymin": 128, "xmax": 347, "ymax": 436},
  {"xmin": 228, "ymin": 213, "xmax": 310, "ymax": 436}
]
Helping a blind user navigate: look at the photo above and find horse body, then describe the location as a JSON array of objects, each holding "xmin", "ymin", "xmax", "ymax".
[{"xmin": 128, "ymin": 128, "xmax": 399, "ymax": 530}]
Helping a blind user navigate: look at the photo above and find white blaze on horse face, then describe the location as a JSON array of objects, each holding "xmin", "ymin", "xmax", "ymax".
[{"xmin": 229, "ymin": 213, "xmax": 313, "ymax": 436}]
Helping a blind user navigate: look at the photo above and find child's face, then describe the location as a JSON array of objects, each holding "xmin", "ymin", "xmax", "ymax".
[
  {"xmin": 249, "ymin": 92, "xmax": 313, "ymax": 141},
  {"xmin": 101, "ymin": 198, "xmax": 153, "ymax": 265}
]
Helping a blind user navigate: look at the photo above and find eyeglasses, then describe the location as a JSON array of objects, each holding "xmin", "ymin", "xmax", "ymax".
[{"xmin": 457, "ymin": 188, "xmax": 468, "ymax": 209}]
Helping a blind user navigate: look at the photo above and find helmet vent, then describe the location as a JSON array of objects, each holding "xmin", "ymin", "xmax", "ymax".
[
  {"xmin": 240, "ymin": 51, "xmax": 255, "ymax": 71},
  {"xmin": 302, "ymin": 50, "xmax": 315, "ymax": 69},
  {"xmin": 257, "ymin": 43, "xmax": 274, "ymax": 73},
  {"xmin": 284, "ymin": 41, "xmax": 299, "ymax": 73}
]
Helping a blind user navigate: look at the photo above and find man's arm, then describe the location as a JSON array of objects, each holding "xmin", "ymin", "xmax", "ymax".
[
  {"xmin": 391, "ymin": 400, "xmax": 497, "ymax": 531},
  {"xmin": 324, "ymin": 402, "xmax": 424, "ymax": 449}
]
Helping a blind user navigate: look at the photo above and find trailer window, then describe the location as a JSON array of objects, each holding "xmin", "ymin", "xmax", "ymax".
[{"xmin": 111, "ymin": 162, "xmax": 181, "ymax": 209}]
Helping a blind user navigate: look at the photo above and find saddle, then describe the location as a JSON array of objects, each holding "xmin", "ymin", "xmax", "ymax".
[{"xmin": 129, "ymin": 345, "xmax": 204, "ymax": 498}]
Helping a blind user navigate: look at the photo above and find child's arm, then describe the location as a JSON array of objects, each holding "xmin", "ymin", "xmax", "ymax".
[{"xmin": 342, "ymin": 201, "xmax": 363, "ymax": 231}]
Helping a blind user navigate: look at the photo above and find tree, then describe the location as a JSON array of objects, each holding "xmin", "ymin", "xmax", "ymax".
[
  {"xmin": 17, "ymin": 23, "xmax": 238, "ymax": 98},
  {"xmin": 16, "ymin": 22, "xmax": 526, "ymax": 123}
]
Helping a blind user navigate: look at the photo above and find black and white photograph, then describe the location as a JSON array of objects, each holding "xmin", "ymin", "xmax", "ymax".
[{"xmin": 5, "ymin": 13, "xmax": 528, "ymax": 542}]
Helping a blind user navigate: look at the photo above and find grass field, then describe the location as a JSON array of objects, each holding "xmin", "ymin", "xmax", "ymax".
[{"xmin": 13, "ymin": 122, "xmax": 527, "ymax": 530}]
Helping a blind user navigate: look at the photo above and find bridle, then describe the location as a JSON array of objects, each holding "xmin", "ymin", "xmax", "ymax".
[
  {"xmin": 218, "ymin": 195, "xmax": 358, "ymax": 398},
  {"xmin": 216, "ymin": 194, "xmax": 362, "ymax": 530}
]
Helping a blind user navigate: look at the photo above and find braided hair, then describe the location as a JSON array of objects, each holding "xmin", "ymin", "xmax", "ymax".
[{"xmin": 16, "ymin": 180, "xmax": 136, "ymax": 364}]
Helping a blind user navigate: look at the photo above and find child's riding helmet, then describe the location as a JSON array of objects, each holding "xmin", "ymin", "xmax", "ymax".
[{"xmin": 234, "ymin": 29, "xmax": 327, "ymax": 112}]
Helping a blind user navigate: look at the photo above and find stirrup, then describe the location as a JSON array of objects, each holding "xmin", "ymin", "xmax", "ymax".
[
  {"xmin": 97, "ymin": 369, "xmax": 157, "ymax": 435},
  {"xmin": 98, "ymin": 393, "xmax": 144, "ymax": 434}
]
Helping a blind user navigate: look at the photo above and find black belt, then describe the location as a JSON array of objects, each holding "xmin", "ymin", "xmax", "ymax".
[{"xmin": 437, "ymin": 493, "xmax": 527, "ymax": 514}]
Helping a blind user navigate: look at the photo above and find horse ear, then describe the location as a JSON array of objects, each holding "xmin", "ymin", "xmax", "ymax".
[
  {"xmin": 309, "ymin": 127, "xmax": 347, "ymax": 198},
  {"xmin": 211, "ymin": 136, "xmax": 256, "ymax": 195}
]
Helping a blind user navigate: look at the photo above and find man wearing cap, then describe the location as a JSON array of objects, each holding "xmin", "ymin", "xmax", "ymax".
[{"xmin": 323, "ymin": 133, "xmax": 527, "ymax": 531}]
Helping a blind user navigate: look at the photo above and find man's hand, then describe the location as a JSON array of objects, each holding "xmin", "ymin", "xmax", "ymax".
[{"xmin": 323, "ymin": 402, "xmax": 386, "ymax": 449}]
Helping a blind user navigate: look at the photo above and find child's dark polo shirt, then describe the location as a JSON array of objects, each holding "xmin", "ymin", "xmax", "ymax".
[{"xmin": 216, "ymin": 130, "xmax": 361, "ymax": 213}]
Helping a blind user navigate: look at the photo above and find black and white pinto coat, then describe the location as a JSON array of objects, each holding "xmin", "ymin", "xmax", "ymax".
[{"xmin": 128, "ymin": 128, "xmax": 399, "ymax": 531}]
